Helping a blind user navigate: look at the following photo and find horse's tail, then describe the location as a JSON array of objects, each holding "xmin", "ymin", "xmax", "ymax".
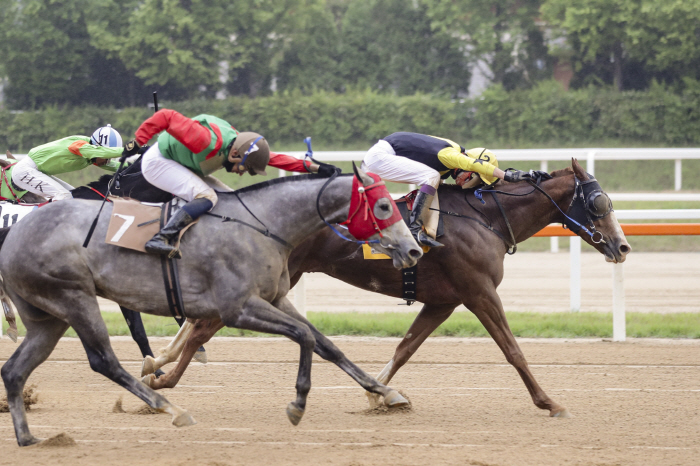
[{"xmin": 0, "ymin": 227, "xmax": 17, "ymax": 341}]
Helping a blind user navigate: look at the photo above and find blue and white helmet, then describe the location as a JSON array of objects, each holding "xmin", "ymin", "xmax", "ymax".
[{"xmin": 90, "ymin": 124, "xmax": 122, "ymax": 148}]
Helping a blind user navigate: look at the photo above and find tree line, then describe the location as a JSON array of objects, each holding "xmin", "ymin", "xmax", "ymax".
[{"xmin": 1, "ymin": 0, "xmax": 698, "ymax": 109}]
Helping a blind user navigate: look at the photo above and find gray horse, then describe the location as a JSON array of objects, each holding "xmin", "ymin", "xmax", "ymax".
[{"xmin": 0, "ymin": 169, "xmax": 422, "ymax": 447}]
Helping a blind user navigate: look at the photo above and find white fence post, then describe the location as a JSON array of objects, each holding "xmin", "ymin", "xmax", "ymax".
[
  {"xmin": 570, "ymin": 236, "xmax": 581, "ymax": 312},
  {"xmin": 586, "ymin": 151, "xmax": 596, "ymax": 176},
  {"xmin": 675, "ymin": 159, "xmax": 682, "ymax": 191},
  {"xmin": 612, "ymin": 263, "xmax": 626, "ymax": 341},
  {"xmin": 550, "ymin": 237, "xmax": 559, "ymax": 253},
  {"xmin": 294, "ymin": 274, "xmax": 307, "ymax": 317}
]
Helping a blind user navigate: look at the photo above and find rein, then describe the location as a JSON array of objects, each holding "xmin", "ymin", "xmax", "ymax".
[{"xmin": 205, "ymin": 193, "xmax": 294, "ymax": 250}]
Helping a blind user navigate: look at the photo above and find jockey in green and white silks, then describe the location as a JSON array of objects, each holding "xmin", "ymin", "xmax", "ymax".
[
  {"xmin": 361, "ymin": 132, "xmax": 533, "ymax": 248},
  {"xmin": 11, "ymin": 125, "xmax": 124, "ymax": 201}
]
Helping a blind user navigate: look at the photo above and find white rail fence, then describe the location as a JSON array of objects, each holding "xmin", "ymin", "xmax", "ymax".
[{"xmin": 281, "ymin": 147, "xmax": 700, "ymax": 191}]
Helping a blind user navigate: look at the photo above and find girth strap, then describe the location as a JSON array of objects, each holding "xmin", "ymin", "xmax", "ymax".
[
  {"xmin": 401, "ymin": 265, "xmax": 417, "ymax": 306},
  {"xmin": 160, "ymin": 202, "xmax": 187, "ymax": 320}
]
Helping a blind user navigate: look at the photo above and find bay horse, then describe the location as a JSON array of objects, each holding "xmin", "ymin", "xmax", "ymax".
[
  {"xmin": 140, "ymin": 159, "xmax": 630, "ymax": 419},
  {"xmin": 0, "ymin": 168, "xmax": 422, "ymax": 446}
]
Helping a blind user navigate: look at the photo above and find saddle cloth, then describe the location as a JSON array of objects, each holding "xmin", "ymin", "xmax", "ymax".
[
  {"xmin": 105, "ymin": 197, "xmax": 189, "ymax": 252},
  {"xmin": 362, "ymin": 194, "xmax": 444, "ymax": 260}
]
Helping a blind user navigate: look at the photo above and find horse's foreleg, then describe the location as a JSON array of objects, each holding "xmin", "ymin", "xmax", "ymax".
[
  {"xmin": 141, "ymin": 318, "xmax": 195, "ymax": 376},
  {"xmin": 120, "ymin": 307, "xmax": 164, "ymax": 378},
  {"xmin": 468, "ymin": 292, "xmax": 570, "ymax": 418},
  {"xmin": 144, "ymin": 318, "xmax": 224, "ymax": 390},
  {"xmin": 273, "ymin": 297, "xmax": 409, "ymax": 409},
  {"xmin": 1, "ymin": 304, "xmax": 68, "ymax": 446},
  {"xmin": 366, "ymin": 303, "xmax": 456, "ymax": 407},
  {"xmin": 222, "ymin": 295, "xmax": 316, "ymax": 426}
]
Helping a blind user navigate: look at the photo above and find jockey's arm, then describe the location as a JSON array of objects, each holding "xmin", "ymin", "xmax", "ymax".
[
  {"xmin": 135, "ymin": 109, "xmax": 212, "ymax": 153},
  {"xmin": 268, "ymin": 152, "xmax": 318, "ymax": 173},
  {"xmin": 437, "ymin": 147, "xmax": 505, "ymax": 181}
]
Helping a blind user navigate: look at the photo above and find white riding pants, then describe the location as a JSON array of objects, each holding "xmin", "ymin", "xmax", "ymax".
[
  {"xmin": 361, "ymin": 140, "xmax": 441, "ymax": 238},
  {"xmin": 142, "ymin": 145, "xmax": 218, "ymax": 205},
  {"xmin": 11, "ymin": 156, "xmax": 74, "ymax": 200},
  {"xmin": 361, "ymin": 140, "xmax": 441, "ymax": 188}
]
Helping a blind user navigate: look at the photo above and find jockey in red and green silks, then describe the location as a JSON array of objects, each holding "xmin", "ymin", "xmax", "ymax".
[
  {"xmin": 10, "ymin": 126, "xmax": 124, "ymax": 201},
  {"xmin": 361, "ymin": 132, "xmax": 534, "ymax": 248},
  {"xmin": 126, "ymin": 109, "xmax": 334, "ymax": 257}
]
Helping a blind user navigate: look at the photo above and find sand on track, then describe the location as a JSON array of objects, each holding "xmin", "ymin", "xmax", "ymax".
[{"xmin": 1, "ymin": 336, "xmax": 698, "ymax": 466}]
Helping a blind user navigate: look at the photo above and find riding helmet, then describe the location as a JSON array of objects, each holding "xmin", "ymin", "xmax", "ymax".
[
  {"xmin": 90, "ymin": 124, "xmax": 123, "ymax": 148},
  {"xmin": 233, "ymin": 132, "xmax": 270, "ymax": 176}
]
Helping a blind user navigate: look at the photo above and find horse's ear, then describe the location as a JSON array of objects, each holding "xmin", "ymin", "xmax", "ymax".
[
  {"xmin": 352, "ymin": 161, "xmax": 374, "ymax": 186},
  {"xmin": 571, "ymin": 158, "xmax": 590, "ymax": 180},
  {"xmin": 5, "ymin": 150, "xmax": 16, "ymax": 160},
  {"xmin": 0, "ymin": 158, "xmax": 12, "ymax": 168}
]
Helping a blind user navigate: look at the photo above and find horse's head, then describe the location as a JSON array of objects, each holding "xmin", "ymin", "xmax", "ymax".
[
  {"xmin": 567, "ymin": 159, "xmax": 631, "ymax": 263},
  {"xmin": 344, "ymin": 165, "xmax": 422, "ymax": 269}
]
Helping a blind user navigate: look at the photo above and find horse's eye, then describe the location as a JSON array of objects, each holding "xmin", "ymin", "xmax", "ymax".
[{"xmin": 373, "ymin": 198, "xmax": 394, "ymax": 220}]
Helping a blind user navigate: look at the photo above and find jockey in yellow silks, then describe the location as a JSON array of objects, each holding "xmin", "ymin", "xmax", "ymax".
[{"xmin": 361, "ymin": 132, "xmax": 533, "ymax": 248}]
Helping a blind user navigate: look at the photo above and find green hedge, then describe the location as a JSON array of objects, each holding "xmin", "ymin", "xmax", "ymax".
[{"xmin": 2, "ymin": 83, "xmax": 700, "ymax": 153}]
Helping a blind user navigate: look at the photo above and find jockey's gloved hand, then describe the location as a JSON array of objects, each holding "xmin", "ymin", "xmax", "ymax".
[
  {"xmin": 503, "ymin": 169, "xmax": 532, "ymax": 183},
  {"xmin": 530, "ymin": 170, "xmax": 552, "ymax": 183},
  {"xmin": 317, "ymin": 163, "xmax": 338, "ymax": 178},
  {"xmin": 137, "ymin": 144, "xmax": 150, "ymax": 155},
  {"xmin": 121, "ymin": 139, "xmax": 141, "ymax": 162}
]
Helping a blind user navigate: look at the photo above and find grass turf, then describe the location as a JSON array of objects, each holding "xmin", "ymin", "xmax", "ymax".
[{"xmin": 3, "ymin": 311, "xmax": 699, "ymax": 339}]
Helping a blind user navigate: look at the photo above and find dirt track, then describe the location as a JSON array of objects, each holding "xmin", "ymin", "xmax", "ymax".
[{"xmin": 1, "ymin": 337, "xmax": 698, "ymax": 465}]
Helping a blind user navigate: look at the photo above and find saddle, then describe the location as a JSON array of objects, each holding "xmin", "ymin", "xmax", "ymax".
[{"xmin": 105, "ymin": 197, "xmax": 191, "ymax": 252}]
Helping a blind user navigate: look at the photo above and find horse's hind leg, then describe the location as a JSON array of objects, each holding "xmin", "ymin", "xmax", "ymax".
[
  {"xmin": 273, "ymin": 297, "xmax": 409, "ymax": 408},
  {"xmin": 141, "ymin": 318, "xmax": 195, "ymax": 376},
  {"xmin": 222, "ymin": 295, "xmax": 315, "ymax": 426},
  {"xmin": 1, "ymin": 297, "xmax": 69, "ymax": 446},
  {"xmin": 143, "ymin": 318, "xmax": 224, "ymax": 390},
  {"xmin": 466, "ymin": 291, "xmax": 569, "ymax": 418},
  {"xmin": 65, "ymin": 298, "xmax": 196, "ymax": 427},
  {"xmin": 365, "ymin": 303, "xmax": 456, "ymax": 407}
]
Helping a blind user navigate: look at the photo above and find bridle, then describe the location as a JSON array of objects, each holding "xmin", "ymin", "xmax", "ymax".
[{"xmin": 529, "ymin": 174, "xmax": 613, "ymax": 244}]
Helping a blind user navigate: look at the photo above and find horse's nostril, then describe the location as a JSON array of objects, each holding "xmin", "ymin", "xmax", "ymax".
[
  {"xmin": 619, "ymin": 244, "xmax": 631, "ymax": 255},
  {"xmin": 409, "ymin": 249, "xmax": 422, "ymax": 258}
]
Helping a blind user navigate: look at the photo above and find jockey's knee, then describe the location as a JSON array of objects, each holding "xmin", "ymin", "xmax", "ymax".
[
  {"xmin": 52, "ymin": 191, "xmax": 73, "ymax": 201},
  {"xmin": 195, "ymin": 189, "xmax": 218, "ymax": 207},
  {"xmin": 419, "ymin": 173, "xmax": 441, "ymax": 189}
]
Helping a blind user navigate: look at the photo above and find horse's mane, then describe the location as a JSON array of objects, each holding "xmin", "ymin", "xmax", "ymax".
[{"xmin": 221, "ymin": 173, "xmax": 353, "ymax": 196}]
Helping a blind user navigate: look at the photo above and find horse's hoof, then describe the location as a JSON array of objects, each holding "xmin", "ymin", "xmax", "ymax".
[
  {"xmin": 550, "ymin": 407, "xmax": 572, "ymax": 418},
  {"xmin": 172, "ymin": 410, "xmax": 196, "ymax": 427},
  {"xmin": 193, "ymin": 347, "xmax": 207, "ymax": 364},
  {"xmin": 6, "ymin": 328, "xmax": 18, "ymax": 343},
  {"xmin": 140, "ymin": 374, "xmax": 156, "ymax": 388},
  {"xmin": 141, "ymin": 356, "xmax": 157, "ymax": 377},
  {"xmin": 365, "ymin": 390, "xmax": 382, "ymax": 409},
  {"xmin": 18, "ymin": 435, "xmax": 41, "ymax": 447},
  {"xmin": 286, "ymin": 402, "xmax": 304, "ymax": 426},
  {"xmin": 383, "ymin": 390, "xmax": 409, "ymax": 408}
]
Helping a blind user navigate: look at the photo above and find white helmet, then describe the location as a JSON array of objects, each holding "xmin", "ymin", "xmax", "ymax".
[{"xmin": 90, "ymin": 124, "xmax": 122, "ymax": 148}]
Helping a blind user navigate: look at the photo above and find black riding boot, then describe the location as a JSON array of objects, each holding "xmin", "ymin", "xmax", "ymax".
[
  {"xmin": 409, "ymin": 191, "xmax": 444, "ymax": 248},
  {"xmin": 145, "ymin": 208, "xmax": 195, "ymax": 257}
]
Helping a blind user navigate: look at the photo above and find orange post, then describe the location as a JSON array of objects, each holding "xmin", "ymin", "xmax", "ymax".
[{"xmin": 534, "ymin": 223, "xmax": 700, "ymax": 237}]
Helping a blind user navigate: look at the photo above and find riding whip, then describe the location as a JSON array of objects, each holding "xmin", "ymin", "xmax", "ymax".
[{"xmin": 83, "ymin": 91, "xmax": 159, "ymax": 248}]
